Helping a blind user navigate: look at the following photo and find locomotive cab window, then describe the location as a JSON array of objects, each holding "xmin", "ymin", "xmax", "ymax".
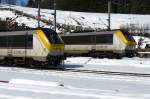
[
  {"xmin": 121, "ymin": 30, "xmax": 135, "ymax": 42},
  {"xmin": 42, "ymin": 28, "xmax": 63, "ymax": 44}
]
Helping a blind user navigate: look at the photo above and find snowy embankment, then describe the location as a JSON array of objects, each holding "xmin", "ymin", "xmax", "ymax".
[{"xmin": 1, "ymin": 4, "xmax": 150, "ymax": 31}]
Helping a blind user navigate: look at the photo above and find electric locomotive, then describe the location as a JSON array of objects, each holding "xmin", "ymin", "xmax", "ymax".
[
  {"xmin": 0, "ymin": 28, "xmax": 65, "ymax": 68},
  {"xmin": 60, "ymin": 29, "xmax": 137, "ymax": 58}
]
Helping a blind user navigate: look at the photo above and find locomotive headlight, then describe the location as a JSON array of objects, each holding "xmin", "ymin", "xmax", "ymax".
[{"xmin": 55, "ymin": 48, "xmax": 61, "ymax": 52}]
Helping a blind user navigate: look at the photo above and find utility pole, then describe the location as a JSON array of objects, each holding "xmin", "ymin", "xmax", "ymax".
[
  {"xmin": 38, "ymin": 0, "xmax": 41, "ymax": 28},
  {"xmin": 54, "ymin": 0, "xmax": 56, "ymax": 32},
  {"xmin": 8, "ymin": 0, "xmax": 11, "ymax": 10},
  {"xmin": 108, "ymin": 0, "xmax": 111, "ymax": 30}
]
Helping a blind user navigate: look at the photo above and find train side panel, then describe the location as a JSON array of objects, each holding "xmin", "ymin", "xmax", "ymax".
[
  {"xmin": 0, "ymin": 49, "xmax": 7, "ymax": 60},
  {"xmin": 64, "ymin": 44, "xmax": 94, "ymax": 54},
  {"xmin": 95, "ymin": 33, "xmax": 114, "ymax": 51}
]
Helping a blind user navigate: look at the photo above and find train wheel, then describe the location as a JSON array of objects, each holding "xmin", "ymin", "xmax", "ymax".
[
  {"xmin": 4, "ymin": 58, "xmax": 13, "ymax": 66},
  {"xmin": 115, "ymin": 54, "xmax": 122, "ymax": 59},
  {"xmin": 28, "ymin": 59, "xmax": 36, "ymax": 68},
  {"xmin": 108, "ymin": 55, "xmax": 113, "ymax": 59},
  {"xmin": 126, "ymin": 53, "xmax": 134, "ymax": 58},
  {"xmin": 0, "ymin": 60, "xmax": 4, "ymax": 65},
  {"xmin": 89, "ymin": 52, "xmax": 96, "ymax": 58}
]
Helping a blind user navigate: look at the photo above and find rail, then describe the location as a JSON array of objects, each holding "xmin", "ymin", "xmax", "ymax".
[{"xmin": 64, "ymin": 69, "xmax": 150, "ymax": 78}]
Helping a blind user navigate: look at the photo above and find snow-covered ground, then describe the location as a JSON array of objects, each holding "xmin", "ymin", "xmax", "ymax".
[
  {"xmin": 65, "ymin": 57, "xmax": 150, "ymax": 74},
  {"xmin": 134, "ymin": 36, "xmax": 150, "ymax": 48},
  {"xmin": 0, "ymin": 57, "xmax": 150, "ymax": 99},
  {"xmin": 0, "ymin": 57, "xmax": 149, "ymax": 99}
]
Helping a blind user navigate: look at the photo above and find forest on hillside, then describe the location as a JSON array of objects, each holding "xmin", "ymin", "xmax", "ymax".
[{"xmin": 27, "ymin": 0, "xmax": 150, "ymax": 14}]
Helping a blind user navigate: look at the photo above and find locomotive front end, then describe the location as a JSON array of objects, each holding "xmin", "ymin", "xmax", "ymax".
[
  {"xmin": 37, "ymin": 28, "xmax": 65, "ymax": 66},
  {"xmin": 44, "ymin": 29, "xmax": 65, "ymax": 65},
  {"xmin": 47, "ymin": 43, "xmax": 65, "ymax": 66},
  {"xmin": 117, "ymin": 30, "xmax": 137, "ymax": 57}
]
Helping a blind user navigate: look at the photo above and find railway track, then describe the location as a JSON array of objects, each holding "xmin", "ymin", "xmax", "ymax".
[
  {"xmin": 0, "ymin": 64, "xmax": 150, "ymax": 78},
  {"xmin": 64, "ymin": 69, "xmax": 150, "ymax": 78}
]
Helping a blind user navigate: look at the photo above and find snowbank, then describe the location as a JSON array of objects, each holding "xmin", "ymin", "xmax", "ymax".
[
  {"xmin": 9, "ymin": 79, "xmax": 60, "ymax": 87},
  {"xmin": 133, "ymin": 36, "xmax": 150, "ymax": 48}
]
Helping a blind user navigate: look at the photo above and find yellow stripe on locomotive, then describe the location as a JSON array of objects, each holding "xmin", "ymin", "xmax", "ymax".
[
  {"xmin": 116, "ymin": 30, "xmax": 136, "ymax": 47},
  {"xmin": 36, "ymin": 29, "xmax": 51, "ymax": 50},
  {"xmin": 36, "ymin": 28, "xmax": 64, "ymax": 56}
]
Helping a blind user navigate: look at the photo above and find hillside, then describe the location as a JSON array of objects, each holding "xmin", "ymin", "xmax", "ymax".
[
  {"xmin": 1, "ymin": 4, "xmax": 150, "ymax": 35},
  {"xmin": 26, "ymin": 0, "xmax": 150, "ymax": 14}
]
